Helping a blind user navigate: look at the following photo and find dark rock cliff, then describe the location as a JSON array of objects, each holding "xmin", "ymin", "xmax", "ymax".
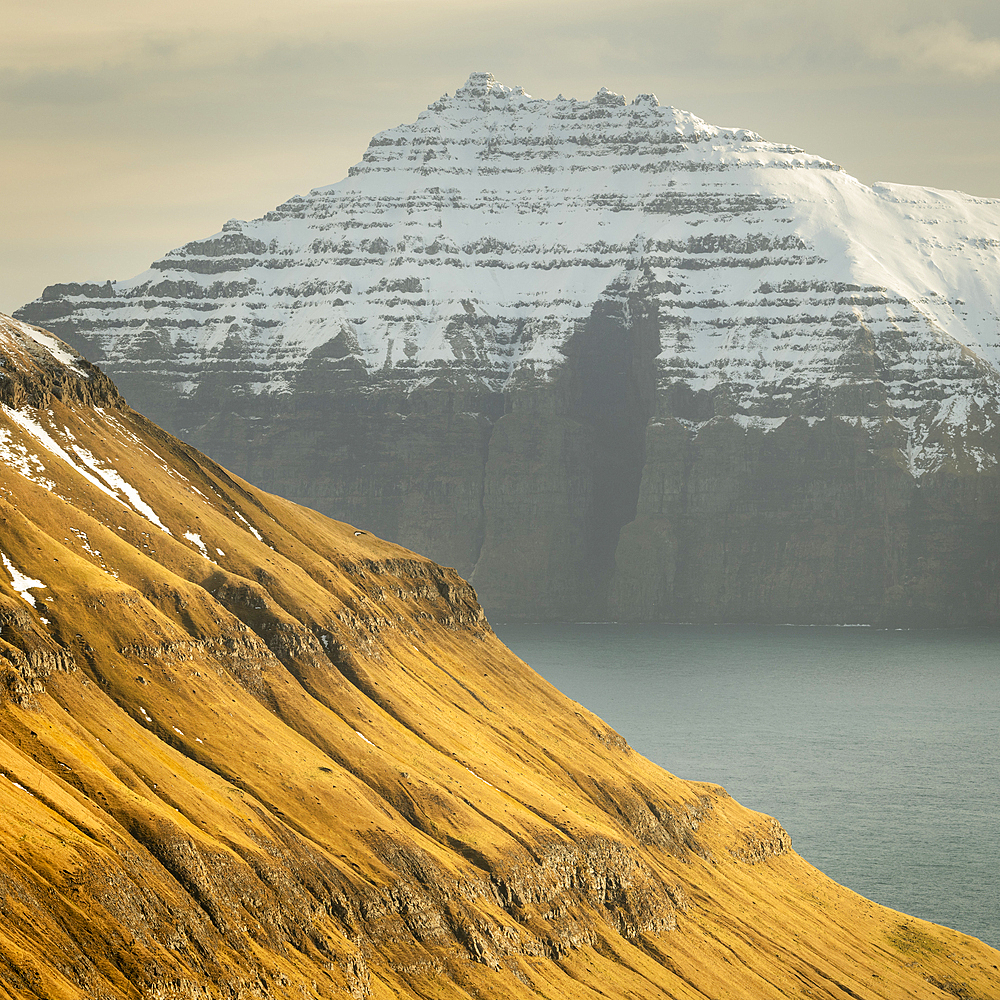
[{"xmin": 19, "ymin": 286, "xmax": 1000, "ymax": 625}]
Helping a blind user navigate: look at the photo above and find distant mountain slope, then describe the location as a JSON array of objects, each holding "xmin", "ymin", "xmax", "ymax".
[
  {"xmin": 2, "ymin": 310, "xmax": 998, "ymax": 998},
  {"xmin": 17, "ymin": 72, "xmax": 1000, "ymax": 623}
]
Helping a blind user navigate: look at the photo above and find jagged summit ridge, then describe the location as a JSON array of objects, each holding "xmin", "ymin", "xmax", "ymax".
[{"xmin": 406, "ymin": 71, "xmax": 767, "ymax": 150}]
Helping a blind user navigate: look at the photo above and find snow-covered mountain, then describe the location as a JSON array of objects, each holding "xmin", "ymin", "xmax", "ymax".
[{"xmin": 18, "ymin": 72, "xmax": 1000, "ymax": 623}]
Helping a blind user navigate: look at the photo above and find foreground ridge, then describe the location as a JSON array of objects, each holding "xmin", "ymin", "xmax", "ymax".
[{"xmin": 1, "ymin": 311, "xmax": 998, "ymax": 998}]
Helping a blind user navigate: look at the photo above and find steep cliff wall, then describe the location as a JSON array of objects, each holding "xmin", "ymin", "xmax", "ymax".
[{"xmin": 611, "ymin": 415, "xmax": 1000, "ymax": 623}]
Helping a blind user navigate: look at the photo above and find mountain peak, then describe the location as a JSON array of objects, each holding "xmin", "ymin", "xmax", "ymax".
[
  {"xmin": 425, "ymin": 74, "xmax": 752, "ymax": 144},
  {"xmin": 593, "ymin": 84, "xmax": 626, "ymax": 107},
  {"xmin": 0, "ymin": 313, "xmax": 89, "ymax": 379},
  {"xmin": 454, "ymin": 70, "xmax": 515, "ymax": 99},
  {"xmin": 449, "ymin": 74, "xmax": 671, "ymax": 117}
]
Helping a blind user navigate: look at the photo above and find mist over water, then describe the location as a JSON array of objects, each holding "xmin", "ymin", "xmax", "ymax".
[{"xmin": 494, "ymin": 623, "xmax": 1000, "ymax": 950}]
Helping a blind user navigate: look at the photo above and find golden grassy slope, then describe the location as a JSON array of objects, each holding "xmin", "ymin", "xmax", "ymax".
[{"xmin": 0, "ymin": 311, "xmax": 997, "ymax": 999}]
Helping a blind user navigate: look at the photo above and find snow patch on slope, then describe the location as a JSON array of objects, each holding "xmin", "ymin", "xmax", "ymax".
[
  {"xmin": 0, "ymin": 428, "xmax": 55, "ymax": 490},
  {"xmin": 18, "ymin": 324, "xmax": 89, "ymax": 377},
  {"xmin": 1, "ymin": 405, "xmax": 172, "ymax": 534},
  {"xmin": 183, "ymin": 531, "xmax": 216, "ymax": 563},
  {"xmin": 70, "ymin": 444, "xmax": 172, "ymax": 534},
  {"xmin": 0, "ymin": 314, "xmax": 89, "ymax": 377},
  {"xmin": 1, "ymin": 552, "xmax": 45, "ymax": 607}
]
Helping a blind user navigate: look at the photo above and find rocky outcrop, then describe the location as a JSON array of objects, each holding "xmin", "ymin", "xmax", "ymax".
[
  {"xmin": 0, "ymin": 595, "xmax": 77, "ymax": 707},
  {"xmin": 0, "ymin": 314, "xmax": 123, "ymax": 412},
  {"xmin": 16, "ymin": 73, "xmax": 1000, "ymax": 623}
]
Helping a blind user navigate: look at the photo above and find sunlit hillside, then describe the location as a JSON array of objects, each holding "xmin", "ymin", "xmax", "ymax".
[{"xmin": 1, "ymin": 311, "xmax": 997, "ymax": 998}]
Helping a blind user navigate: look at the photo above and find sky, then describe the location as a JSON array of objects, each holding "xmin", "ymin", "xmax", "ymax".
[{"xmin": 2, "ymin": 0, "xmax": 999, "ymax": 314}]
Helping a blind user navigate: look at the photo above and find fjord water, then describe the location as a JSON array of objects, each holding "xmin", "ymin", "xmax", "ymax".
[{"xmin": 494, "ymin": 624, "xmax": 1000, "ymax": 949}]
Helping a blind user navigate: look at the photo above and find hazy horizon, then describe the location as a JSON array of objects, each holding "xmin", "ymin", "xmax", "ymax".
[{"xmin": 3, "ymin": 0, "xmax": 999, "ymax": 314}]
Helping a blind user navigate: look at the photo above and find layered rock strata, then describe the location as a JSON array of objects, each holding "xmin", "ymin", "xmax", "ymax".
[{"xmin": 18, "ymin": 73, "xmax": 1000, "ymax": 622}]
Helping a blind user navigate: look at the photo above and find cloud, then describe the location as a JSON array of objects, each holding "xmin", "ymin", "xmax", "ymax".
[{"xmin": 874, "ymin": 19, "xmax": 1000, "ymax": 77}]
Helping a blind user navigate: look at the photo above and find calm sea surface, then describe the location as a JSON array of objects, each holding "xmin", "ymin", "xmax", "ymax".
[{"xmin": 493, "ymin": 624, "xmax": 1000, "ymax": 950}]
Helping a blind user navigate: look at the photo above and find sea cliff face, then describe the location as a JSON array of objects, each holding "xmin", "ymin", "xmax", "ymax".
[
  {"xmin": 3, "ymin": 310, "xmax": 999, "ymax": 998},
  {"xmin": 17, "ymin": 72, "xmax": 1000, "ymax": 623}
]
